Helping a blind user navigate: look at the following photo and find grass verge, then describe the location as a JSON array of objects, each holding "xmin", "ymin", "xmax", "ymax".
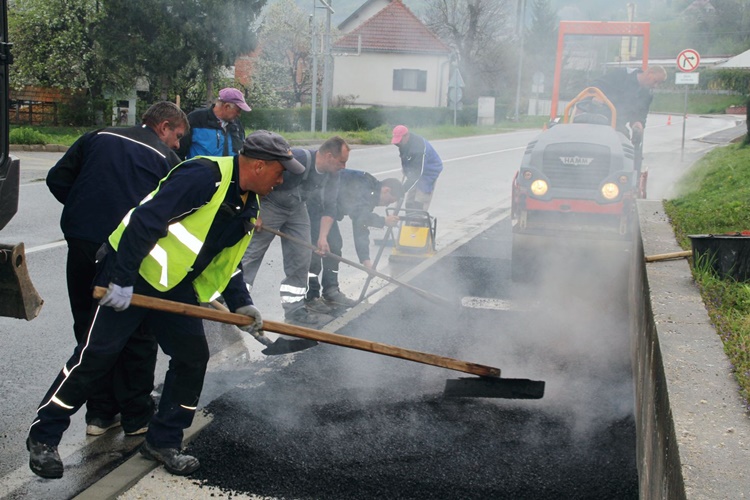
[{"xmin": 664, "ymin": 142, "xmax": 750, "ymax": 409}]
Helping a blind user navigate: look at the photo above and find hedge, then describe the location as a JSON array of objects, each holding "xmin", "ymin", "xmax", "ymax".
[{"xmin": 242, "ymin": 104, "xmax": 509, "ymax": 132}]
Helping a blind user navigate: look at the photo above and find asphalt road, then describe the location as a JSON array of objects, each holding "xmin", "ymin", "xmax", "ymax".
[{"xmin": 0, "ymin": 114, "xmax": 741, "ymax": 498}]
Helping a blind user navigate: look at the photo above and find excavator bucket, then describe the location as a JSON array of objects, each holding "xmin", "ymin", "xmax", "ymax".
[{"xmin": 0, "ymin": 243, "xmax": 43, "ymax": 320}]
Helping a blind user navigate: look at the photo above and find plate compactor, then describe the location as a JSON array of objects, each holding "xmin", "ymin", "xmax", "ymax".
[{"xmin": 388, "ymin": 208, "xmax": 437, "ymax": 264}]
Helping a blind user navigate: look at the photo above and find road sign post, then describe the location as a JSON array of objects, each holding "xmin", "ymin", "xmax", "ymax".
[{"xmin": 676, "ymin": 49, "xmax": 700, "ymax": 161}]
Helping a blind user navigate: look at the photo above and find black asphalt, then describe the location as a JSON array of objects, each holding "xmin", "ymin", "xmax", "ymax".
[{"xmin": 186, "ymin": 219, "xmax": 638, "ymax": 499}]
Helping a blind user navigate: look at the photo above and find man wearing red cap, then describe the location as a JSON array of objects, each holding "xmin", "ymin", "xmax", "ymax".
[
  {"xmin": 178, "ymin": 87, "xmax": 252, "ymax": 160},
  {"xmin": 391, "ymin": 125, "xmax": 443, "ymax": 211}
]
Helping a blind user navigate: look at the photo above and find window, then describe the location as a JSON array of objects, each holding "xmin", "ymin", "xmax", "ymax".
[{"xmin": 393, "ymin": 69, "xmax": 427, "ymax": 92}]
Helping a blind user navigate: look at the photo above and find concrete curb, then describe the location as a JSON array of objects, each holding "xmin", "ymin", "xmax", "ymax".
[
  {"xmin": 636, "ymin": 200, "xmax": 750, "ymax": 499},
  {"xmin": 72, "ymin": 405, "xmax": 213, "ymax": 499},
  {"xmin": 10, "ymin": 143, "xmax": 68, "ymax": 152}
]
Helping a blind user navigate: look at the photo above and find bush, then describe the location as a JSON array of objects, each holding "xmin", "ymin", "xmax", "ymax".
[{"xmin": 10, "ymin": 127, "xmax": 47, "ymax": 145}]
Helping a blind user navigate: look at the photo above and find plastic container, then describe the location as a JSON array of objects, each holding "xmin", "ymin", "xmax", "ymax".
[{"xmin": 689, "ymin": 232, "xmax": 750, "ymax": 281}]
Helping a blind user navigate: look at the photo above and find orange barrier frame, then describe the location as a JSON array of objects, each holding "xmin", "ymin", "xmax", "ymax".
[{"xmin": 549, "ymin": 21, "xmax": 650, "ymax": 121}]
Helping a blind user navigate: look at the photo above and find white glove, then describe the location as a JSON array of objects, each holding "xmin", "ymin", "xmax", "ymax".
[
  {"xmin": 100, "ymin": 283, "xmax": 133, "ymax": 312},
  {"xmin": 235, "ymin": 304, "xmax": 263, "ymax": 336}
]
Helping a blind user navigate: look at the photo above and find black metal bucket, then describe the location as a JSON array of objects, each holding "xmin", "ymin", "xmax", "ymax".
[{"xmin": 689, "ymin": 233, "xmax": 750, "ymax": 281}]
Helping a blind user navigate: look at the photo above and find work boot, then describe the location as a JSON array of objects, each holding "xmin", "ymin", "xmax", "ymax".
[
  {"xmin": 285, "ymin": 307, "xmax": 334, "ymax": 327},
  {"xmin": 86, "ymin": 415, "xmax": 121, "ymax": 436},
  {"xmin": 124, "ymin": 425, "xmax": 149, "ymax": 436},
  {"xmin": 27, "ymin": 436, "xmax": 63, "ymax": 479},
  {"xmin": 305, "ymin": 297, "xmax": 335, "ymax": 315},
  {"xmin": 323, "ymin": 287, "xmax": 358, "ymax": 308},
  {"xmin": 140, "ymin": 440, "xmax": 200, "ymax": 476}
]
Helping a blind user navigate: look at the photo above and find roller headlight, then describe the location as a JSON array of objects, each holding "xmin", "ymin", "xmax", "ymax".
[
  {"xmin": 530, "ymin": 179, "xmax": 548, "ymax": 196},
  {"xmin": 601, "ymin": 182, "xmax": 619, "ymax": 200}
]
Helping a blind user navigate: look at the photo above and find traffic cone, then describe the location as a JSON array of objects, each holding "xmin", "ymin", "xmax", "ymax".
[{"xmin": 667, "ymin": 115, "xmax": 672, "ymax": 126}]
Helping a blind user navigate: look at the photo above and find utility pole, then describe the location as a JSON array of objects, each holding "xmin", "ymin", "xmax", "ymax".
[
  {"xmin": 513, "ymin": 0, "xmax": 526, "ymax": 122},
  {"xmin": 309, "ymin": 0, "xmax": 334, "ymax": 133},
  {"xmin": 320, "ymin": 0, "xmax": 333, "ymax": 133},
  {"xmin": 310, "ymin": 7, "xmax": 317, "ymax": 132}
]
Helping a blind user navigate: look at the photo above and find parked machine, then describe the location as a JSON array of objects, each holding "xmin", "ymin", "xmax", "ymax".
[
  {"xmin": 510, "ymin": 87, "xmax": 642, "ymax": 282},
  {"xmin": 0, "ymin": 0, "xmax": 43, "ymax": 320},
  {"xmin": 388, "ymin": 207, "xmax": 437, "ymax": 264}
]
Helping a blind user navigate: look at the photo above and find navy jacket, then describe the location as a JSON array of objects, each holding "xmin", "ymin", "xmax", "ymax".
[
  {"xmin": 46, "ymin": 125, "xmax": 181, "ymax": 244},
  {"xmin": 104, "ymin": 156, "xmax": 255, "ymax": 310},
  {"xmin": 336, "ymin": 170, "xmax": 386, "ymax": 262},
  {"xmin": 593, "ymin": 69, "xmax": 653, "ymax": 130},
  {"xmin": 177, "ymin": 104, "xmax": 245, "ymax": 160}
]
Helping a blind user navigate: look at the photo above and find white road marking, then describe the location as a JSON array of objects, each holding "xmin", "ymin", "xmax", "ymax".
[
  {"xmin": 25, "ymin": 240, "xmax": 66, "ymax": 253},
  {"xmin": 372, "ymin": 146, "xmax": 526, "ymax": 177}
]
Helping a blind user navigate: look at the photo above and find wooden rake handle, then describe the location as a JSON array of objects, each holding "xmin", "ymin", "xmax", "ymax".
[
  {"xmin": 261, "ymin": 226, "xmax": 454, "ymax": 307},
  {"xmin": 644, "ymin": 250, "xmax": 692, "ymax": 262},
  {"xmin": 93, "ymin": 287, "xmax": 500, "ymax": 378}
]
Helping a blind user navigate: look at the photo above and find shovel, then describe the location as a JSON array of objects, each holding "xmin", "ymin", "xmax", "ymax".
[
  {"xmin": 93, "ymin": 287, "xmax": 545, "ymax": 399},
  {"xmin": 261, "ymin": 226, "xmax": 454, "ymax": 307}
]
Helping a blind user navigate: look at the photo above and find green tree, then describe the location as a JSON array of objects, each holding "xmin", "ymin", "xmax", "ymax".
[
  {"xmin": 95, "ymin": 0, "xmax": 193, "ymax": 100},
  {"xmin": 255, "ymin": 0, "xmax": 320, "ymax": 107},
  {"xmin": 524, "ymin": 0, "xmax": 558, "ymax": 98},
  {"xmin": 173, "ymin": 0, "xmax": 265, "ymax": 103},
  {"xmin": 9, "ymin": 0, "xmax": 128, "ymax": 98}
]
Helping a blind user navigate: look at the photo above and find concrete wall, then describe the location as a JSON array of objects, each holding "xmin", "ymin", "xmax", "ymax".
[
  {"xmin": 332, "ymin": 53, "xmax": 450, "ymax": 108},
  {"xmin": 634, "ymin": 200, "xmax": 750, "ymax": 499}
]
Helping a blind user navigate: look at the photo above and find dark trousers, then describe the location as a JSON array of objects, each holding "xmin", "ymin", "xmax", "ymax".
[
  {"xmin": 307, "ymin": 201, "xmax": 343, "ymax": 300},
  {"xmin": 241, "ymin": 191, "xmax": 312, "ymax": 314},
  {"xmin": 65, "ymin": 238, "xmax": 156, "ymax": 430},
  {"xmin": 30, "ymin": 277, "xmax": 208, "ymax": 449}
]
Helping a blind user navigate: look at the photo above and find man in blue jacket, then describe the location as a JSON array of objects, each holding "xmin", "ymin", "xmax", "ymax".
[
  {"xmin": 28, "ymin": 131, "xmax": 303, "ymax": 479},
  {"xmin": 391, "ymin": 125, "xmax": 443, "ymax": 211},
  {"xmin": 177, "ymin": 87, "xmax": 251, "ymax": 159},
  {"xmin": 46, "ymin": 101, "xmax": 188, "ymax": 438}
]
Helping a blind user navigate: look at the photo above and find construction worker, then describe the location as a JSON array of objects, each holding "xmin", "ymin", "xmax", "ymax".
[
  {"xmin": 27, "ymin": 130, "xmax": 304, "ymax": 479},
  {"xmin": 241, "ymin": 136, "xmax": 349, "ymax": 327},
  {"xmin": 45, "ymin": 101, "xmax": 188, "ymax": 438},
  {"xmin": 592, "ymin": 65, "xmax": 667, "ymax": 142},
  {"xmin": 391, "ymin": 125, "xmax": 443, "ymax": 211},
  {"xmin": 307, "ymin": 170, "xmax": 402, "ymax": 310},
  {"xmin": 177, "ymin": 87, "xmax": 251, "ymax": 159}
]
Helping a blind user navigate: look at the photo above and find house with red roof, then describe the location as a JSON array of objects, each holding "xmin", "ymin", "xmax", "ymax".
[{"xmin": 332, "ymin": 0, "xmax": 452, "ymax": 108}]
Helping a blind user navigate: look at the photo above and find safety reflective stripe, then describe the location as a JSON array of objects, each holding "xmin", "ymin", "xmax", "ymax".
[
  {"xmin": 149, "ymin": 244, "xmax": 169, "ymax": 287},
  {"xmin": 280, "ymin": 283, "xmax": 306, "ymax": 303},
  {"xmin": 63, "ymin": 365, "xmax": 70, "ymax": 376},
  {"xmin": 168, "ymin": 223, "xmax": 204, "ymax": 255},
  {"xmin": 51, "ymin": 395, "xmax": 74, "ymax": 409},
  {"xmin": 180, "ymin": 404, "xmax": 197, "ymax": 411}
]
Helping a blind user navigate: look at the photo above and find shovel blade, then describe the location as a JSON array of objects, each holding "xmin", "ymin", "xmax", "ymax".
[
  {"xmin": 0, "ymin": 243, "xmax": 44, "ymax": 320},
  {"xmin": 443, "ymin": 377, "xmax": 545, "ymax": 399},
  {"xmin": 262, "ymin": 338, "xmax": 319, "ymax": 356}
]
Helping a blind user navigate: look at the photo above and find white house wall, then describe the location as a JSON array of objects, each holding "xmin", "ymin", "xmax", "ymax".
[{"xmin": 333, "ymin": 52, "xmax": 450, "ymax": 108}]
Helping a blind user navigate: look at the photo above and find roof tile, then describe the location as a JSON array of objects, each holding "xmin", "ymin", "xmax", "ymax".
[{"xmin": 334, "ymin": 0, "xmax": 450, "ymax": 55}]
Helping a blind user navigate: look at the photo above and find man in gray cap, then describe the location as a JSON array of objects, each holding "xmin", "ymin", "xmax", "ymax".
[
  {"xmin": 27, "ymin": 130, "xmax": 303, "ymax": 480},
  {"xmin": 178, "ymin": 87, "xmax": 252, "ymax": 159}
]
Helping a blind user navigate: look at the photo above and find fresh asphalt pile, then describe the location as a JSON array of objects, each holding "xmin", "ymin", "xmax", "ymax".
[{"xmin": 186, "ymin": 220, "xmax": 638, "ymax": 498}]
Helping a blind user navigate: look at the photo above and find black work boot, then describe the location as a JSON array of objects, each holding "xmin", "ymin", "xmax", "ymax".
[
  {"xmin": 27, "ymin": 436, "xmax": 63, "ymax": 479},
  {"xmin": 140, "ymin": 440, "xmax": 200, "ymax": 476},
  {"xmin": 304, "ymin": 297, "xmax": 335, "ymax": 314},
  {"xmin": 323, "ymin": 287, "xmax": 358, "ymax": 308},
  {"xmin": 285, "ymin": 307, "xmax": 334, "ymax": 327}
]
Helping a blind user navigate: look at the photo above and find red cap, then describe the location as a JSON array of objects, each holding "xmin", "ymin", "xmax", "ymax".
[{"xmin": 391, "ymin": 125, "xmax": 409, "ymax": 144}]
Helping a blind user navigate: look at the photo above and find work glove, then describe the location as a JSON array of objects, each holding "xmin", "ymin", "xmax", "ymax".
[
  {"xmin": 235, "ymin": 304, "xmax": 263, "ymax": 337},
  {"xmin": 99, "ymin": 283, "xmax": 133, "ymax": 312}
]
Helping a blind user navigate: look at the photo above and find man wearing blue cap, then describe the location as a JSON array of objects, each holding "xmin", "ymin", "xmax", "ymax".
[{"xmin": 178, "ymin": 87, "xmax": 252, "ymax": 159}]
